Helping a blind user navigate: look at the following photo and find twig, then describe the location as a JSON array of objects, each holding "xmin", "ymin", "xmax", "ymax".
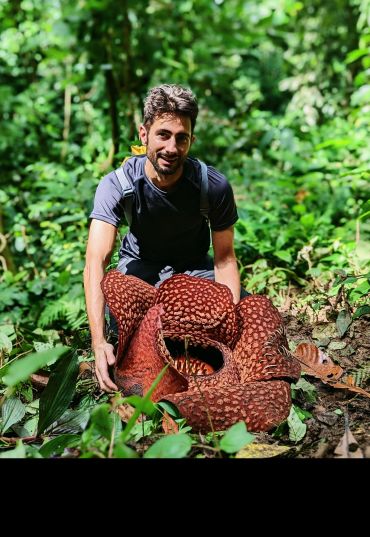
[{"xmin": 0, "ymin": 436, "xmax": 40, "ymax": 445}]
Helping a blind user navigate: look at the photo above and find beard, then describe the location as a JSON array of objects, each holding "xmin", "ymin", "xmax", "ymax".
[{"xmin": 146, "ymin": 148, "xmax": 186, "ymax": 176}]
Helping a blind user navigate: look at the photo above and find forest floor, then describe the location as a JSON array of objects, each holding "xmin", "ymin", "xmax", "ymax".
[
  {"xmin": 69, "ymin": 289, "xmax": 370, "ymax": 460},
  {"xmin": 267, "ymin": 307, "xmax": 370, "ymax": 459}
]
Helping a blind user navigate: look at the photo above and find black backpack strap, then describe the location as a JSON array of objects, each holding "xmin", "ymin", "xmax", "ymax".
[
  {"xmin": 197, "ymin": 159, "xmax": 209, "ymax": 220},
  {"xmin": 114, "ymin": 164, "xmax": 134, "ymax": 227}
]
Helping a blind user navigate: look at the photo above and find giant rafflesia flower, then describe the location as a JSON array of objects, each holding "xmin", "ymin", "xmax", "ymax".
[{"xmin": 102, "ymin": 270, "xmax": 301, "ymax": 433}]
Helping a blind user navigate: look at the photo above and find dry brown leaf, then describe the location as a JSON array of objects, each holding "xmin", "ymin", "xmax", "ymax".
[
  {"xmin": 328, "ymin": 381, "xmax": 370, "ymax": 399},
  {"xmin": 30, "ymin": 371, "xmax": 49, "ymax": 388},
  {"xmin": 113, "ymin": 402, "xmax": 143, "ymax": 423},
  {"xmin": 235, "ymin": 443, "xmax": 291, "ymax": 458},
  {"xmin": 79, "ymin": 361, "xmax": 93, "ymax": 375},
  {"xmin": 295, "ymin": 343, "xmax": 370, "ymax": 399},
  {"xmin": 295, "ymin": 189, "xmax": 310, "ymax": 203},
  {"xmin": 295, "ymin": 342, "xmax": 344, "ymax": 382},
  {"xmin": 334, "ymin": 428, "xmax": 364, "ymax": 458},
  {"xmin": 162, "ymin": 410, "xmax": 179, "ymax": 435}
]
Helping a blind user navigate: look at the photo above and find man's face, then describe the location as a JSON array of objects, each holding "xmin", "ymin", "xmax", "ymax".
[{"xmin": 139, "ymin": 114, "xmax": 194, "ymax": 176}]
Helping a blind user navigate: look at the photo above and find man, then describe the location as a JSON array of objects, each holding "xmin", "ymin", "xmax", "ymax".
[{"xmin": 84, "ymin": 84, "xmax": 243, "ymax": 393}]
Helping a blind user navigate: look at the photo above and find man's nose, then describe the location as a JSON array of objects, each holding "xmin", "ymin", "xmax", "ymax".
[{"xmin": 164, "ymin": 136, "xmax": 178, "ymax": 153}]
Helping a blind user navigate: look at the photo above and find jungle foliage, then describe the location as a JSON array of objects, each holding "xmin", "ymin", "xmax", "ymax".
[{"xmin": 0, "ymin": 0, "xmax": 369, "ymax": 458}]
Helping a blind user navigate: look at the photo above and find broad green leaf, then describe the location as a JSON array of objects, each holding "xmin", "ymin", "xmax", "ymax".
[
  {"xmin": 144, "ymin": 434, "xmax": 192, "ymax": 458},
  {"xmin": 89, "ymin": 404, "xmax": 121, "ymax": 441},
  {"xmin": 275, "ymin": 250, "xmax": 292, "ymax": 263},
  {"xmin": 291, "ymin": 377, "xmax": 317, "ymax": 404},
  {"xmin": 0, "ymin": 324, "xmax": 15, "ymax": 339},
  {"xmin": 44, "ymin": 408, "xmax": 90, "ymax": 435},
  {"xmin": 220, "ymin": 421, "xmax": 255, "ymax": 454},
  {"xmin": 0, "ymin": 440, "xmax": 26, "ymax": 459},
  {"xmin": 13, "ymin": 416, "xmax": 38, "ymax": 438},
  {"xmin": 0, "ymin": 332, "xmax": 12, "ymax": 353},
  {"xmin": 1, "ymin": 397, "xmax": 26, "ymax": 434},
  {"xmin": 353, "ymin": 305, "xmax": 370, "ymax": 320},
  {"xmin": 300, "ymin": 213, "xmax": 315, "ymax": 228},
  {"xmin": 155, "ymin": 401, "xmax": 180, "ymax": 418},
  {"xmin": 37, "ymin": 350, "xmax": 79, "ymax": 435},
  {"xmin": 2, "ymin": 346, "xmax": 70, "ymax": 387},
  {"xmin": 345, "ymin": 48, "xmax": 370, "ymax": 64},
  {"xmin": 122, "ymin": 395, "xmax": 156, "ymax": 416},
  {"xmin": 113, "ymin": 442, "xmax": 139, "ymax": 458},
  {"xmin": 33, "ymin": 341, "xmax": 54, "ymax": 352},
  {"xmin": 130, "ymin": 419, "xmax": 156, "ymax": 442},
  {"xmin": 39, "ymin": 434, "xmax": 80, "ymax": 458},
  {"xmin": 287, "ymin": 406, "xmax": 307, "ymax": 443}
]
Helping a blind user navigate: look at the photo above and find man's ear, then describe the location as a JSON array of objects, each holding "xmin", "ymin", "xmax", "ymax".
[
  {"xmin": 139, "ymin": 124, "xmax": 148, "ymax": 145},
  {"xmin": 191, "ymin": 134, "xmax": 196, "ymax": 145}
]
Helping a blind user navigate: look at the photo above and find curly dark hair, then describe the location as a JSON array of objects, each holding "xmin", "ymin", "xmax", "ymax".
[{"xmin": 143, "ymin": 84, "xmax": 199, "ymax": 132}]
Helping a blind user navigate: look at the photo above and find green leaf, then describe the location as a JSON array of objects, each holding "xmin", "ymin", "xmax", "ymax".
[
  {"xmin": 113, "ymin": 442, "xmax": 139, "ymax": 458},
  {"xmin": 120, "ymin": 364, "xmax": 170, "ymax": 443},
  {"xmin": 336, "ymin": 310, "xmax": 352, "ymax": 338},
  {"xmin": 39, "ymin": 434, "xmax": 80, "ymax": 458},
  {"xmin": 287, "ymin": 406, "xmax": 307, "ymax": 443},
  {"xmin": 37, "ymin": 350, "xmax": 79, "ymax": 435},
  {"xmin": 1, "ymin": 397, "xmax": 26, "ymax": 434},
  {"xmin": 122, "ymin": 395, "xmax": 156, "ymax": 416},
  {"xmin": 275, "ymin": 250, "xmax": 292, "ymax": 263},
  {"xmin": 155, "ymin": 401, "xmax": 180, "ymax": 418},
  {"xmin": 144, "ymin": 434, "xmax": 193, "ymax": 458},
  {"xmin": 300, "ymin": 213, "xmax": 315, "ymax": 228},
  {"xmin": 353, "ymin": 305, "xmax": 370, "ymax": 320},
  {"xmin": 345, "ymin": 48, "xmax": 370, "ymax": 64},
  {"xmin": 0, "ymin": 440, "xmax": 26, "ymax": 459},
  {"xmin": 44, "ymin": 408, "xmax": 90, "ymax": 435},
  {"xmin": 2, "ymin": 346, "xmax": 70, "ymax": 387},
  {"xmin": 220, "ymin": 421, "xmax": 255, "ymax": 454},
  {"xmin": 89, "ymin": 404, "xmax": 117, "ymax": 440},
  {"xmin": 0, "ymin": 332, "xmax": 12, "ymax": 353},
  {"xmin": 291, "ymin": 377, "xmax": 317, "ymax": 404}
]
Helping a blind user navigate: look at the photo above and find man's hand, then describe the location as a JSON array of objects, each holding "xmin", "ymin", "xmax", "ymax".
[
  {"xmin": 84, "ymin": 220, "xmax": 119, "ymax": 393},
  {"xmin": 93, "ymin": 341, "xmax": 118, "ymax": 392}
]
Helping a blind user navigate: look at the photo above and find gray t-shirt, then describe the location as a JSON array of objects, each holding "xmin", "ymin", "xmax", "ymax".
[{"xmin": 89, "ymin": 155, "xmax": 238, "ymax": 265}]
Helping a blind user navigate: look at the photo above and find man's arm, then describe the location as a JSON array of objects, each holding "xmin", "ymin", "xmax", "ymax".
[
  {"xmin": 212, "ymin": 226, "xmax": 240, "ymax": 304},
  {"xmin": 84, "ymin": 219, "xmax": 118, "ymax": 392}
]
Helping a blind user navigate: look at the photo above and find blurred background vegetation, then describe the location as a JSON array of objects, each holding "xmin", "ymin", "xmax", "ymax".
[
  {"xmin": 0, "ymin": 0, "xmax": 369, "ymax": 346},
  {"xmin": 0, "ymin": 0, "xmax": 369, "ymax": 459}
]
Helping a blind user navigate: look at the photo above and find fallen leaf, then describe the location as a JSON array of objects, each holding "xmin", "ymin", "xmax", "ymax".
[
  {"xmin": 328, "ymin": 341, "xmax": 347, "ymax": 351},
  {"xmin": 162, "ymin": 411, "xmax": 179, "ymax": 435},
  {"xmin": 328, "ymin": 381, "xmax": 370, "ymax": 399},
  {"xmin": 295, "ymin": 344, "xmax": 370, "ymax": 398},
  {"xmin": 334, "ymin": 428, "xmax": 364, "ymax": 458},
  {"xmin": 336, "ymin": 309, "xmax": 352, "ymax": 338},
  {"xmin": 113, "ymin": 402, "xmax": 143, "ymax": 423},
  {"xmin": 316, "ymin": 411, "xmax": 339, "ymax": 426},
  {"xmin": 312, "ymin": 323, "xmax": 337, "ymax": 341},
  {"xmin": 294, "ymin": 343, "xmax": 344, "ymax": 382},
  {"xmin": 235, "ymin": 443, "xmax": 291, "ymax": 458},
  {"xmin": 78, "ymin": 361, "xmax": 94, "ymax": 379},
  {"xmin": 30, "ymin": 371, "xmax": 49, "ymax": 388}
]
